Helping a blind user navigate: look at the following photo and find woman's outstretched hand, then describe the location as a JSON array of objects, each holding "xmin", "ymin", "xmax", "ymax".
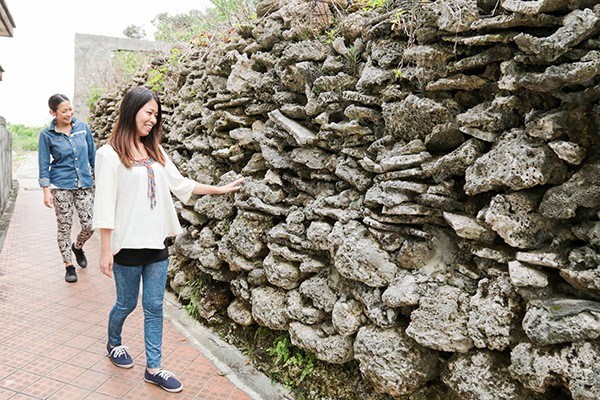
[
  {"xmin": 218, "ymin": 177, "xmax": 245, "ymax": 194},
  {"xmin": 192, "ymin": 177, "xmax": 245, "ymax": 196}
]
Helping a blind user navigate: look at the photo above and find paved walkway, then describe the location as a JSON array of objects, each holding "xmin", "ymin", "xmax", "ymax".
[{"xmin": 0, "ymin": 154, "xmax": 288, "ymax": 400}]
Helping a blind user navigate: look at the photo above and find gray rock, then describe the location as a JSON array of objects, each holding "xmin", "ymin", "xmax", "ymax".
[
  {"xmin": 251, "ymin": 286, "xmax": 290, "ymax": 330},
  {"xmin": 406, "ymin": 286, "xmax": 474, "ymax": 353},
  {"xmin": 332, "ymin": 299, "xmax": 365, "ymax": 336},
  {"xmin": 299, "ymin": 275, "xmax": 337, "ymax": 313},
  {"xmin": 356, "ymin": 58, "xmax": 395, "ymax": 91},
  {"xmin": 383, "ymin": 95, "xmax": 453, "ymax": 141},
  {"xmin": 501, "ymin": 0, "xmax": 569, "ymax": 14},
  {"xmin": 227, "ymin": 299, "xmax": 254, "ymax": 326},
  {"xmin": 421, "ymin": 139, "xmax": 486, "ymax": 182},
  {"xmin": 467, "ymin": 276, "xmax": 521, "ymax": 351},
  {"xmin": 285, "ymin": 290, "xmax": 327, "ymax": 325},
  {"xmin": 268, "ymin": 109, "xmax": 317, "ymax": 145},
  {"xmin": 539, "ymin": 162, "xmax": 600, "ymax": 219},
  {"xmin": 481, "ymin": 192, "xmax": 556, "ymax": 249},
  {"xmin": 263, "ymin": 252, "xmax": 301, "ymax": 290},
  {"xmin": 548, "ymin": 140, "xmax": 586, "ymax": 165},
  {"xmin": 522, "ymin": 299, "xmax": 600, "ymax": 345},
  {"xmin": 354, "ymin": 326, "xmax": 440, "ymax": 397},
  {"xmin": 508, "ymin": 261, "xmax": 549, "ymax": 288},
  {"xmin": 329, "ymin": 220, "xmax": 398, "ymax": 287},
  {"xmin": 289, "ymin": 322, "xmax": 354, "ymax": 364},
  {"xmin": 223, "ymin": 212, "xmax": 271, "ymax": 259},
  {"xmin": 382, "ymin": 272, "xmax": 421, "ymax": 307},
  {"xmin": 442, "ymin": 350, "xmax": 536, "ymax": 400},
  {"xmin": 510, "ymin": 341, "xmax": 600, "ymax": 400},
  {"xmin": 514, "ymin": 8, "xmax": 598, "ymax": 62},
  {"xmin": 443, "ymin": 212, "xmax": 496, "ymax": 242},
  {"xmin": 465, "ymin": 130, "xmax": 568, "ymax": 196}
]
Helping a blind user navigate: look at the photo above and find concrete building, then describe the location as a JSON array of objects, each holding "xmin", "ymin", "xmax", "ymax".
[
  {"xmin": 0, "ymin": 0, "xmax": 15, "ymax": 80},
  {"xmin": 74, "ymin": 33, "xmax": 172, "ymax": 122}
]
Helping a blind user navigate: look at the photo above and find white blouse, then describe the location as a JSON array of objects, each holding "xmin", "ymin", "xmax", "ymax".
[{"xmin": 92, "ymin": 144, "xmax": 196, "ymax": 254}]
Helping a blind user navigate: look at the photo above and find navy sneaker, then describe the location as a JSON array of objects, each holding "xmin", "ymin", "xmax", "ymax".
[
  {"xmin": 107, "ymin": 343, "xmax": 134, "ymax": 368},
  {"xmin": 65, "ymin": 266, "xmax": 77, "ymax": 283},
  {"xmin": 71, "ymin": 243, "xmax": 88, "ymax": 268},
  {"xmin": 144, "ymin": 369, "xmax": 183, "ymax": 393}
]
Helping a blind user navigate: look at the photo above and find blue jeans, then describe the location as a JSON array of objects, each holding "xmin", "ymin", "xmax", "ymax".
[{"xmin": 108, "ymin": 260, "xmax": 169, "ymax": 369}]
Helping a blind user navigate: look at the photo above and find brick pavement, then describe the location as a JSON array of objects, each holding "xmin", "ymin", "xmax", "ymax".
[{"xmin": 0, "ymin": 157, "xmax": 258, "ymax": 400}]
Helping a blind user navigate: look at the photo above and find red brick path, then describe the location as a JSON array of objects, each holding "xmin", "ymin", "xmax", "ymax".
[{"xmin": 0, "ymin": 175, "xmax": 253, "ymax": 400}]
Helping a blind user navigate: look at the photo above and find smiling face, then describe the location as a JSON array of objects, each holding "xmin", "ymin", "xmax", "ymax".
[
  {"xmin": 51, "ymin": 100, "xmax": 73, "ymax": 127},
  {"xmin": 135, "ymin": 99, "xmax": 159, "ymax": 138}
]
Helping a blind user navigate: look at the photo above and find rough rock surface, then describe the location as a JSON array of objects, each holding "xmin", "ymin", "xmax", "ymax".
[{"xmin": 90, "ymin": 0, "xmax": 600, "ymax": 398}]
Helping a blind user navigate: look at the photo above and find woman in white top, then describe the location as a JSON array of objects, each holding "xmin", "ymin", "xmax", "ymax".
[{"xmin": 92, "ymin": 86, "xmax": 243, "ymax": 393}]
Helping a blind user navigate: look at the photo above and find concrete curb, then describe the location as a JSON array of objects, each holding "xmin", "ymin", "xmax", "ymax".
[{"xmin": 0, "ymin": 179, "xmax": 19, "ymax": 252}]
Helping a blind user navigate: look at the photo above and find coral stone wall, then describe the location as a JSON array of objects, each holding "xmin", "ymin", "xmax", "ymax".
[{"xmin": 90, "ymin": 1, "xmax": 600, "ymax": 398}]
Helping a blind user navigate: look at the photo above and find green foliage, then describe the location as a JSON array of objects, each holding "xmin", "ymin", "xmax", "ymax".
[
  {"xmin": 152, "ymin": 1, "xmax": 256, "ymax": 45},
  {"xmin": 8, "ymin": 123, "xmax": 42, "ymax": 152},
  {"xmin": 266, "ymin": 333, "xmax": 315, "ymax": 388},
  {"xmin": 123, "ymin": 24, "xmax": 146, "ymax": 40},
  {"xmin": 86, "ymin": 86, "xmax": 105, "ymax": 110},
  {"xmin": 210, "ymin": 0, "xmax": 257, "ymax": 26},
  {"xmin": 153, "ymin": 10, "xmax": 210, "ymax": 42},
  {"xmin": 112, "ymin": 50, "xmax": 147, "ymax": 81},
  {"xmin": 362, "ymin": 0, "xmax": 389, "ymax": 10},
  {"xmin": 324, "ymin": 28, "xmax": 337, "ymax": 45},
  {"xmin": 393, "ymin": 68, "xmax": 405, "ymax": 79},
  {"xmin": 145, "ymin": 47, "xmax": 185, "ymax": 92},
  {"xmin": 344, "ymin": 45, "xmax": 361, "ymax": 73},
  {"xmin": 183, "ymin": 276, "xmax": 208, "ymax": 320}
]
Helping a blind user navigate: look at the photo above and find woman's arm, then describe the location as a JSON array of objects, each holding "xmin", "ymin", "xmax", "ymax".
[
  {"xmin": 38, "ymin": 132, "xmax": 54, "ymax": 207},
  {"xmin": 86, "ymin": 125, "xmax": 96, "ymax": 172},
  {"xmin": 99, "ymin": 228, "xmax": 114, "ymax": 278},
  {"xmin": 42, "ymin": 187, "xmax": 54, "ymax": 208},
  {"xmin": 192, "ymin": 178, "xmax": 245, "ymax": 195}
]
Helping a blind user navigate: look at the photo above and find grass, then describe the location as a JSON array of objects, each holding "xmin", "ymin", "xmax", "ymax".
[
  {"xmin": 8, "ymin": 123, "xmax": 42, "ymax": 152},
  {"xmin": 7, "ymin": 123, "xmax": 43, "ymax": 174}
]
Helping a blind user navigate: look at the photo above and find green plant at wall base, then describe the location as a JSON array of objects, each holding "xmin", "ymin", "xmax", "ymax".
[
  {"xmin": 266, "ymin": 333, "xmax": 315, "ymax": 387},
  {"xmin": 254, "ymin": 325, "xmax": 271, "ymax": 339},
  {"xmin": 185, "ymin": 300, "xmax": 199, "ymax": 320}
]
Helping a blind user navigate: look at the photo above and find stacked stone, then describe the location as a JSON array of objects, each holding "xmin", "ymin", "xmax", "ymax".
[{"xmin": 89, "ymin": 0, "xmax": 600, "ymax": 399}]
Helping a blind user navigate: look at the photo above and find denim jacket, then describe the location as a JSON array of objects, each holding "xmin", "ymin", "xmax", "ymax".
[{"xmin": 38, "ymin": 118, "xmax": 96, "ymax": 189}]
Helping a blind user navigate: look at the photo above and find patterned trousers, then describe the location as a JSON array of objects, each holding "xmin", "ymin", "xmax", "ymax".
[{"xmin": 51, "ymin": 188, "xmax": 94, "ymax": 265}]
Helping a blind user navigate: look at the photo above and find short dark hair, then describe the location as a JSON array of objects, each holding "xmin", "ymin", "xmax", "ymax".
[{"xmin": 48, "ymin": 94, "xmax": 70, "ymax": 112}]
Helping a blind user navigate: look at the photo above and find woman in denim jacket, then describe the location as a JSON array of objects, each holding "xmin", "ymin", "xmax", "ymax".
[{"xmin": 38, "ymin": 94, "xmax": 96, "ymax": 283}]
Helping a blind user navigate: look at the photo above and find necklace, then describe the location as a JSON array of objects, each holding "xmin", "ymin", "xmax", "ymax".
[{"xmin": 55, "ymin": 124, "xmax": 72, "ymax": 135}]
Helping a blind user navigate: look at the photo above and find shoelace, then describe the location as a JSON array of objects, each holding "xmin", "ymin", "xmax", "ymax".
[
  {"xmin": 109, "ymin": 345, "xmax": 129, "ymax": 358},
  {"xmin": 155, "ymin": 370, "xmax": 175, "ymax": 380}
]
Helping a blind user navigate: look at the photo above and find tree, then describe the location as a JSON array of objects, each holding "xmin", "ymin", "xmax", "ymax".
[{"xmin": 123, "ymin": 24, "xmax": 147, "ymax": 40}]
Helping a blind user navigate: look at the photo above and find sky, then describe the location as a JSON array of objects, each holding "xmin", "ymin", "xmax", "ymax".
[{"xmin": 0, "ymin": 0, "xmax": 212, "ymax": 126}]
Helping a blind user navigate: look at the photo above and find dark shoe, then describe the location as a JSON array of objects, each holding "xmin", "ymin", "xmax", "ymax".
[
  {"xmin": 71, "ymin": 243, "xmax": 88, "ymax": 268},
  {"xmin": 107, "ymin": 343, "xmax": 134, "ymax": 368},
  {"xmin": 65, "ymin": 266, "xmax": 77, "ymax": 283},
  {"xmin": 144, "ymin": 369, "xmax": 183, "ymax": 393}
]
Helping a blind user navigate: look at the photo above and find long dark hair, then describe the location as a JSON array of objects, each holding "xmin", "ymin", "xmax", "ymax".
[
  {"xmin": 48, "ymin": 94, "xmax": 70, "ymax": 111},
  {"xmin": 109, "ymin": 86, "xmax": 166, "ymax": 167}
]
